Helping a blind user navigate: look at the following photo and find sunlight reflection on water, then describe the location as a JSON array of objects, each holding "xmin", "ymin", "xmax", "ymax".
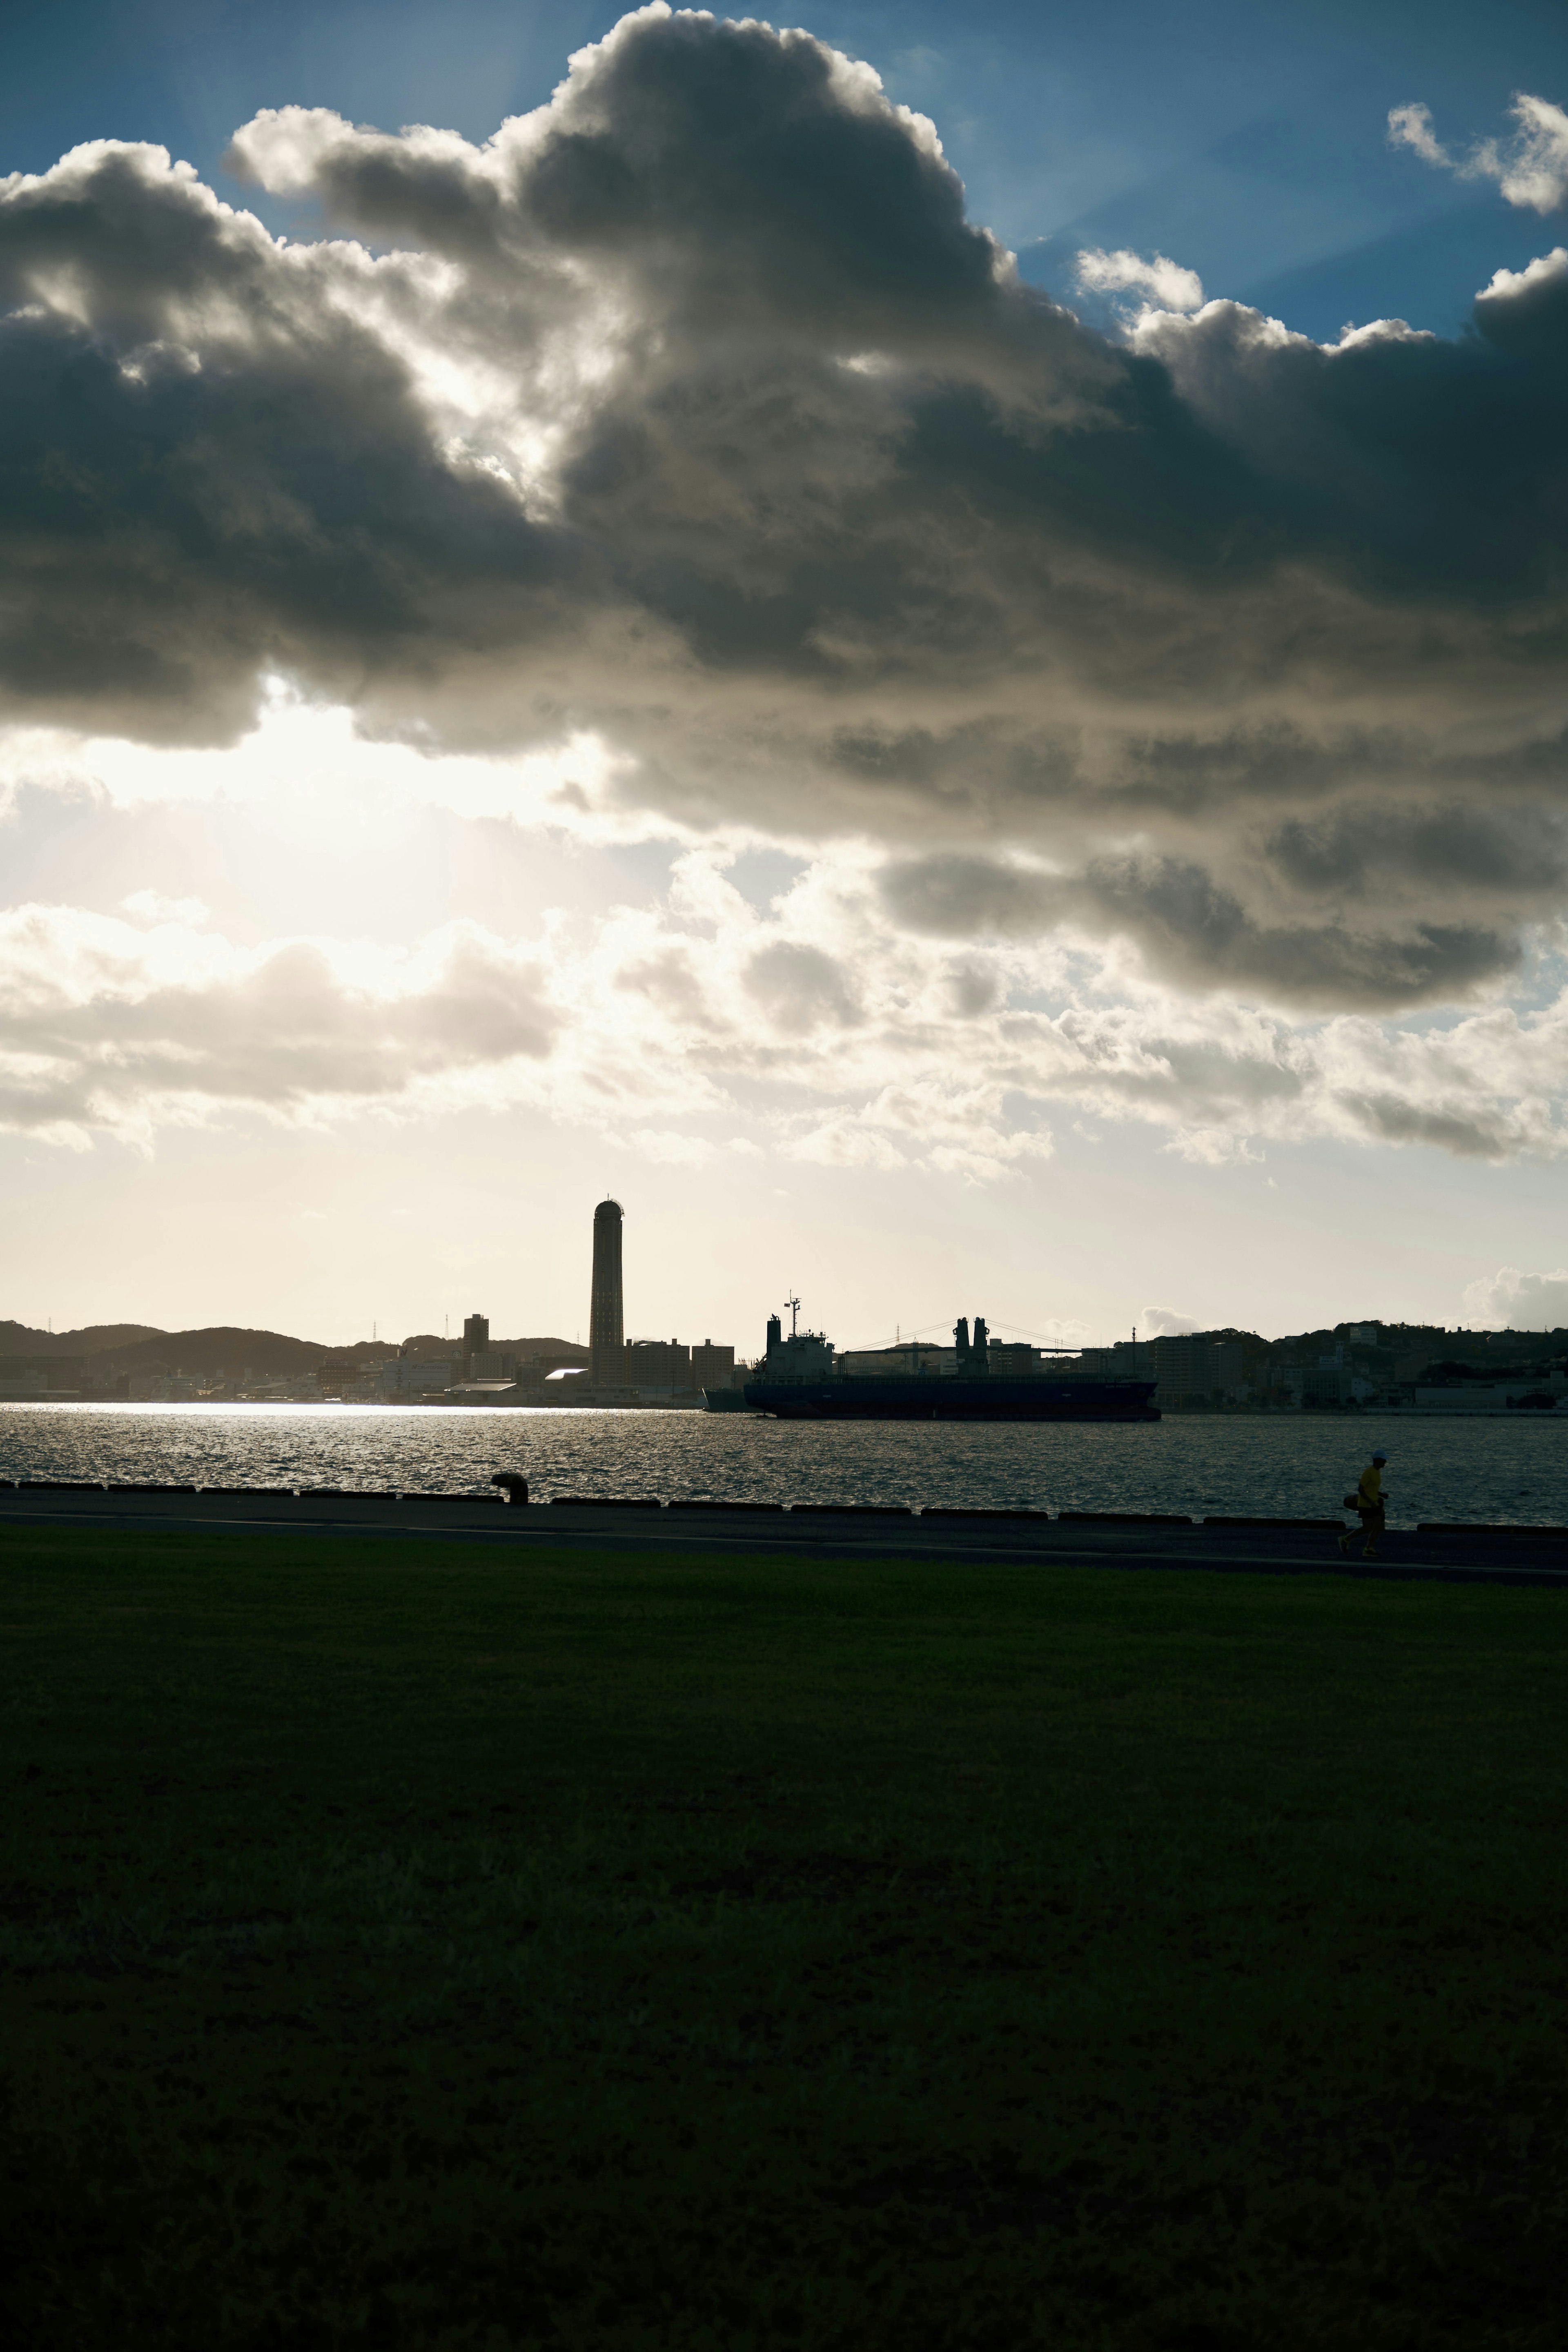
[{"xmin": 1, "ymin": 1403, "xmax": 1566, "ymax": 1524}]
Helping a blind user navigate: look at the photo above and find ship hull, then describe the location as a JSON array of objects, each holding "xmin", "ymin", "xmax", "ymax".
[{"xmin": 743, "ymin": 1375, "xmax": 1158, "ymax": 1422}]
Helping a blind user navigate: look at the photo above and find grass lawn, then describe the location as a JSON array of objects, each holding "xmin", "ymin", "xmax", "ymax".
[{"xmin": 0, "ymin": 1528, "xmax": 1564, "ymax": 2350}]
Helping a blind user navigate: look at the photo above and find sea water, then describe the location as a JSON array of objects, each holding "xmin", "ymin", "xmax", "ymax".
[{"xmin": 2, "ymin": 1403, "xmax": 1566, "ymax": 1525}]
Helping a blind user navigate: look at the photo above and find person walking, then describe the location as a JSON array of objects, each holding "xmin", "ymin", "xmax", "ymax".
[{"xmin": 1339, "ymin": 1450, "xmax": 1388, "ymax": 1558}]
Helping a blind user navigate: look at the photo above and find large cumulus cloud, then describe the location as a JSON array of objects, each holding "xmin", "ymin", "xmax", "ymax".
[
  {"xmin": 3, "ymin": 850, "xmax": 1563, "ymax": 1170},
  {"xmin": 0, "ymin": 905, "xmax": 559, "ymax": 1143},
  {"xmin": 3, "ymin": 7, "xmax": 1568, "ymax": 1022},
  {"xmin": 1462, "ymin": 1264, "xmax": 1568, "ymax": 1327}
]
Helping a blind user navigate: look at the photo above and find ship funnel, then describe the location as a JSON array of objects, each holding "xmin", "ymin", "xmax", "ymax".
[
  {"xmin": 953, "ymin": 1316, "xmax": 970, "ymax": 1367},
  {"xmin": 766, "ymin": 1313, "xmax": 782, "ymax": 1354},
  {"xmin": 972, "ymin": 1316, "xmax": 989, "ymax": 1372}
]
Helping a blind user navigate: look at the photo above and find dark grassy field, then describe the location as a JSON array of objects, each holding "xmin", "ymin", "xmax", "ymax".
[{"xmin": 0, "ymin": 1529, "xmax": 1564, "ymax": 2350}]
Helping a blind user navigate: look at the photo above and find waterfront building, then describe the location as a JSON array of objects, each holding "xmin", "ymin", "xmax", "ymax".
[
  {"xmin": 376, "ymin": 1356, "xmax": 459, "ymax": 1400},
  {"xmin": 626, "ymin": 1338, "xmax": 692, "ymax": 1388},
  {"xmin": 1074, "ymin": 1336, "xmax": 1243, "ymax": 1405},
  {"xmin": 1074, "ymin": 1340, "xmax": 1153, "ymax": 1379},
  {"xmin": 1151, "ymin": 1336, "xmax": 1245, "ymax": 1408},
  {"xmin": 691, "ymin": 1341, "xmax": 739, "ymax": 1390}
]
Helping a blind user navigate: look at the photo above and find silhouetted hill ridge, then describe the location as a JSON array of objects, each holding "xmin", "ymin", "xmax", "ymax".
[
  {"xmin": 0, "ymin": 1323, "xmax": 379, "ymax": 1374},
  {"xmin": 0, "ymin": 1320, "xmax": 591, "ymax": 1373},
  {"xmin": 0, "ymin": 1321, "xmax": 162, "ymax": 1358}
]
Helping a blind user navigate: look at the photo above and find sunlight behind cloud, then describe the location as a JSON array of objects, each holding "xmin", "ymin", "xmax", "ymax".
[{"xmin": 0, "ymin": 685, "xmax": 659, "ymax": 847}]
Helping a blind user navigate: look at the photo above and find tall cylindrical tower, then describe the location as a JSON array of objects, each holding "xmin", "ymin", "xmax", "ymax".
[{"xmin": 590, "ymin": 1198, "xmax": 625, "ymax": 1388}]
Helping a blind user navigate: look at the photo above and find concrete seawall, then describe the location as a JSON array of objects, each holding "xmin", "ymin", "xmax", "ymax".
[{"xmin": 1, "ymin": 1483, "xmax": 1564, "ymax": 1587}]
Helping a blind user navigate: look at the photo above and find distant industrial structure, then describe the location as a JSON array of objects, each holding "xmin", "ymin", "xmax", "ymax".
[
  {"xmin": 423, "ymin": 1198, "xmax": 744, "ymax": 1407},
  {"xmin": 590, "ymin": 1199, "xmax": 625, "ymax": 1390}
]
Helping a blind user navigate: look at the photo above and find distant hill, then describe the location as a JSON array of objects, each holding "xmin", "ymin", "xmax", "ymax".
[
  {"xmin": 0, "ymin": 1319, "xmax": 591, "ymax": 1374},
  {"xmin": 500, "ymin": 1336, "xmax": 590, "ymax": 1365},
  {"xmin": 102, "ymin": 1328, "xmax": 388, "ymax": 1377},
  {"xmin": 0, "ymin": 1321, "xmax": 163, "ymax": 1358},
  {"xmin": 397, "ymin": 1334, "xmax": 452, "ymax": 1359},
  {"xmin": 0, "ymin": 1323, "xmax": 390, "ymax": 1376}
]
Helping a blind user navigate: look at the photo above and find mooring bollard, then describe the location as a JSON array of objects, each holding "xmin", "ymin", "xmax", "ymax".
[{"xmin": 490, "ymin": 1473, "xmax": 529, "ymax": 1506}]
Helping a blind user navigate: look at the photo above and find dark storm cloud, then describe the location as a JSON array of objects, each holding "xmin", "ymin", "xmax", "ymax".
[
  {"xmin": 744, "ymin": 940, "xmax": 862, "ymax": 1032},
  {"xmin": 879, "ymin": 852, "xmax": 1519, "ymax": 1009},
  {"xmin": 1331, "ymin": 1093, "xmax": 1523, "ymax": 1161},
  {"xmin": 2, "ymin": 10, "xmax": 1568, "ymax": 1007},
  {"xmin": 227, "ymin": 10, "xmax": 1044, "ymax": 359},
  {"xmin": 0, "ymin": 132, "xmax": 582, "ymax": 738},
  {"xmin": 1265, "ymin": 804, "xmax": 1568, "ymax": 897},
  {"xmin": 0, "ymin": 307, "xmax": 572, "ymax": 737},
  {"xmin": 880, "ymin": 855, "xmax": 1063, "ymax": 938}
]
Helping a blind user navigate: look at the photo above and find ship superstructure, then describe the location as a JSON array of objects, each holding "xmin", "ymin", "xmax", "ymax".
[{"xmin": 743, "ymin": 1305, "xmax": 1159, "ymax": 1422}]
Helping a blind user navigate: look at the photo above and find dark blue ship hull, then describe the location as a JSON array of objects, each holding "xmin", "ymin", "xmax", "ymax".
[{"xmin": 742, "ymin": 1374, "xmax": 1158, "ymax": 1421}]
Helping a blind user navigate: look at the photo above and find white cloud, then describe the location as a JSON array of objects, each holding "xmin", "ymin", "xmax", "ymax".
[
  {"xmin": 1478, "ymin": 244, "xmax": 1568, "ymax": 310},
  {"xmin": 1387, "ymin": 102, "xmax": 1451, "ymax": 170},
  {"xmin": 1074, "ymin": 245, "xmax": 1204, "ymax": 313},
  {"xmin": 0, "ymin": 905, "xmax": 559, "ymax": 1146},
  {"xmin": 4, "ymin": 835, "xmax": 1566, "ymax": 1172},
  {"xmin": 1160, "ymin": 1127, "xmax": 1265, "ymax": 1165},
  {"xmin": 786, "ymin": 1112, "xmax": 909, "ymax": 1169},
  {"xmin": 1391, "ymin": 91, "xmax": 1568, "ymax": 214},
  {"xmin": 122, "ymin": 890, "xmax": 212, "ymax": 927},
  {"xmin": 1468, "ymin": 93, "xmax": 1568, "ymax": 214},
  {"xmin": 1460, "ymin": 1265, "xmax": 1568, "ymax": 1329},
  {"xmin": 628, "ymin": 1128, "xmax": 718, "ymax": 1167},
  {"xmin": 779, "ymin": 1077, "xmax": 1056, "ymax": 1183},
  {"xmin": 1140, "ymin": 1306, "xmax": 1199, "ymax": 1336}
]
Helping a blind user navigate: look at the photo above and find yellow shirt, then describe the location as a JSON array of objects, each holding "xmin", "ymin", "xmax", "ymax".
[{"xmin": 1358, "ymin": 1464, "xmax": 1383, "ymax": 1510}]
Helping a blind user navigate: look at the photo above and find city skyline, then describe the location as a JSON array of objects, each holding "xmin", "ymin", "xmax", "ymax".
[
  {"xmin": 3, "ymin": 2, "xmax": 1568, "ymax": 1344},
  {"xmin": 5, "ymin": 1285, "xmax": 1561, "ymax": 1412},
  {"xmin": 4, "ymin": 1165, "xmax": 1563, "ymax": 1401}
]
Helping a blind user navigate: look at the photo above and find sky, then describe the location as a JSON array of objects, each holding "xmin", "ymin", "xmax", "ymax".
[{"xmin": 4, "ymin": 0, "xmax": 1568, "ymax": 1350}]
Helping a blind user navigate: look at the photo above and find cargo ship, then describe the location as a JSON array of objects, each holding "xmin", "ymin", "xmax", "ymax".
[{"xmin": 741, "ymin": 1305, "xmax": 1158, "ymax": 1422}]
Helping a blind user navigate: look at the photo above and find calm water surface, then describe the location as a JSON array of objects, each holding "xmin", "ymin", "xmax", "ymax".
[{"xmin": 2, "ymin": 1404, "xmax": 1566, "ymax": 1524}]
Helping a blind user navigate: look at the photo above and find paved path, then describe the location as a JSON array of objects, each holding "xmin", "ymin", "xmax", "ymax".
[{"xmin": 1, "ymin": 1485, "xmax": 1564, "ymax": 1586}]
